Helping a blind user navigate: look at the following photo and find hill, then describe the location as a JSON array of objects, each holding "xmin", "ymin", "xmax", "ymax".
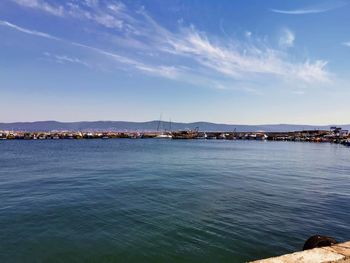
[{"xmin": 1, "ymin": 121, "xmax": 349, "ymax": 132}]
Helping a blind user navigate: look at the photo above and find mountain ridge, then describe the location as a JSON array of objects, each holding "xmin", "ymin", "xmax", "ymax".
[{"xmin": 1, "ymin": 121, "xmax": 349, "ymax": 132}]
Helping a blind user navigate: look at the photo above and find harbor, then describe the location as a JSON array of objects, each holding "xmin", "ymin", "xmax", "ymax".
[{"xmin": 0, "ymin": 127, "xmax": 349, "ymax": 146}]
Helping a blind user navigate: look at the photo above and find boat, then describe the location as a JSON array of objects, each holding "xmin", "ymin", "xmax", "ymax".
[
  {"xmin": 217, "ymin": 133, "xmax": 226, "ymax": 140},
  {"xmin": 344, "ymin": 138, "xmax": 350, "ymax": 146},
  {"xmin": 196, "ymin": 132, "xmax": 207, "ymax": 139},
  {"xmin": 154, "ymin": 115, "xmax": 172, "ymax": 139},
  {"xmin": 172, "ymin": 130, "xmax": 199, "ymax": 139},
  {"xmin": 206, "ymin": 133, "xmax": 217, "ymax": 139},
  {"xmin": 256, "ymin": 133, "xmax": 268, "ymax": 140},
  {"xmin": 155, "ymin": 134, "xmax": 172, "ymax": 139}
]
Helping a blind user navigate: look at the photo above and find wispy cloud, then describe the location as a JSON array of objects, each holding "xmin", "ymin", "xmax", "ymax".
[
  {"xmin": 279, "ymin": 28, "xmax": 295, "ymax": 48},
  {"xmin": 271, "ymin": 1, "xmax": 347, "ymax": 15},
  {"xmin": 293, "ymin": 60, "xmax": 330, "ymax": 83},
  {"xmin": 70, "ymin": 42, "xmax": 183, "ymax": 79},
  {"xmin": 0, "ymin": 20, "xmax": 59, "ymax": 40},
  {"xmin": 43, "ymin": 52, "xmax": 91, "ymax": 67},
  {"xmin": 271, "ymin": 8, "xmax": 332, "ymax": 15},
  {"xmin": 343, "ymin": 42, "xmax": 350, "ymax": 47},
  {"xmin": 4, "ymin": 1, "xmax": 333, "ymax": 89},
  {"xmin": 245, "ymin": 31, "xmax": 252, "ymax": 38},
  {"xmin": 158, "ymin": 26, "xmax": 329, "ymax": 84},
  {"xmin": 12, "ymin": 0, "xmax": 64, "ymax": 16},
  {"xmin": 11, "ymin": 0, "xmax": 136, "ymax": 32},
  {"xmin": 0, "ymin": 19, "xmax": 181, "ymax": 80}
]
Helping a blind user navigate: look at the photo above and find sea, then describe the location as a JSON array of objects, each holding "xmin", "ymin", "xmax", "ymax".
[{"xmin": 0, "ymin": 139, "xmax": 349, "ymax": 262}]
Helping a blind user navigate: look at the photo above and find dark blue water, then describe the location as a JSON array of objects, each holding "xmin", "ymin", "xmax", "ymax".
[{"xmin": 0, "ymin": 140, "xmax": 349, "ymax": 262}]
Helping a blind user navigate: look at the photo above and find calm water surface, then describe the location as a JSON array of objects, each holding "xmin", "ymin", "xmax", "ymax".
[{"xmin": 0, "ymin": 140, "xmax": 349, "ymax": 262}]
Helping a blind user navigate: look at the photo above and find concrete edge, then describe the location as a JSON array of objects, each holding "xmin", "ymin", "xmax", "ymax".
[{"xmin": 249, "ymin": 241, "xmax": 350, "ymax": 263}]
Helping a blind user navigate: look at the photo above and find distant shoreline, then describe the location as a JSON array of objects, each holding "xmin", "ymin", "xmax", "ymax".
[{"xmin": 1, "ymin": 120, "xmax": 350, "ymax": 133}]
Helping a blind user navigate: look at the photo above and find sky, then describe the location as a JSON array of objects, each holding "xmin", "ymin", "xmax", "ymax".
[{"xmin": 1, "ymin": 0, "xmax": 350, "ymax": 124}]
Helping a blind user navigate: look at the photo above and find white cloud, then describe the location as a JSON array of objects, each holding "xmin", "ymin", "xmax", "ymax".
[
  {"xmin": 343, "ymin": 42, "xmax": 350, "ymax": 47},
  {"xmin": 43, "ymin": 52, "xmax": 91, "ymax": 67},
  {"xmin": 0, "ymin": 20, "xmax": 60, "ymax": 40},
  {"xmin": 245, "ymin": 31, "xmax": 252, "ymax": 38},
  {"xmin": 68, "ymin": 43, "xmax": 187, "ymax": 81},
  {"xmin": 279, "ymin": 28, "xmax": 295, "ymax": 48},
  {"xmin": 293, "ymin": 60, "xmax": 330, "ymax": 84},
  {"xmin": 161, "ymin": 27, "xmax": 328, "ymax": 84},
  {"xmin": 11, "ymin": 0, "xmax": 133, "ymax": 31},
  {"xmin": 134, "ymin": 65, "xmax": 180, "ymax": 79},
  {"xmin": 270, "ymin": 1, "xmax": 347, "ymax": 15},
  {"xmin": 92, "ymin": 13, "xmax": 124, "ymax": 29},
  {"xmin": 271, "ymin": 8, "xmax": 331, "ymax": 15},
  {"xmin": 130, "ymin": 9, "xmax": 330, "ymax": 84},
  {"xmin": 0, "ymin": 20, "xmax": 159, "ymax": 75},
  {"xmin": 83, "ymin": 0, "xmax": 100, "ymax": 8},
  {"xmin": 3, "ymin": 1, "xmax": 333, "ymax": 89},
  {"xmin": 12, "ymin": 0, "xmax": 64, "ymax": 16},
  {"xmin": 107, "ymin": 2, "xmax": 126, "ymax": 13}
]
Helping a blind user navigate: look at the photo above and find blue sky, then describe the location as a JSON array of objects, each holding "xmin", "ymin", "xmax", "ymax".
[{"xmin": 1, "ymin": 0, "xmax": 350, "ymax": 124}]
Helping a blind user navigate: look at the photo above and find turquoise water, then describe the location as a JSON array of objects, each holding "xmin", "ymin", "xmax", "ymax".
[{"xmin": 0, "ymin": 140, "xmax": 349, "ymax": 262}]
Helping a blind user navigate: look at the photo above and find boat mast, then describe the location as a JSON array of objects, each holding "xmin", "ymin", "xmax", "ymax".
[{"xmin": 157, "ymin": 114, "xmax": 162, "ymax": 132}]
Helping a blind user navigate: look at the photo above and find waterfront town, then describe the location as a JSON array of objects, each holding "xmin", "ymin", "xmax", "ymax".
[{"xmin": 0, "ymin": 127, "xmax": 349, "ymax": 146}]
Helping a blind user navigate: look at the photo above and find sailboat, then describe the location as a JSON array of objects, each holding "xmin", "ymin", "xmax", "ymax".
[
  {"xmin": 155, "ymin": 133, "xmax": 172, "ymax": 139},
  {"xmin": 155, "ymin": 115, "xmax": 172, "ymax": 139}
]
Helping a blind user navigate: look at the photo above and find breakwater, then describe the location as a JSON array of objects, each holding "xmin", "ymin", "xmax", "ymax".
[{"xmin": 0, "ymin": 128, "xmax": 349, "ymax": 146}]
